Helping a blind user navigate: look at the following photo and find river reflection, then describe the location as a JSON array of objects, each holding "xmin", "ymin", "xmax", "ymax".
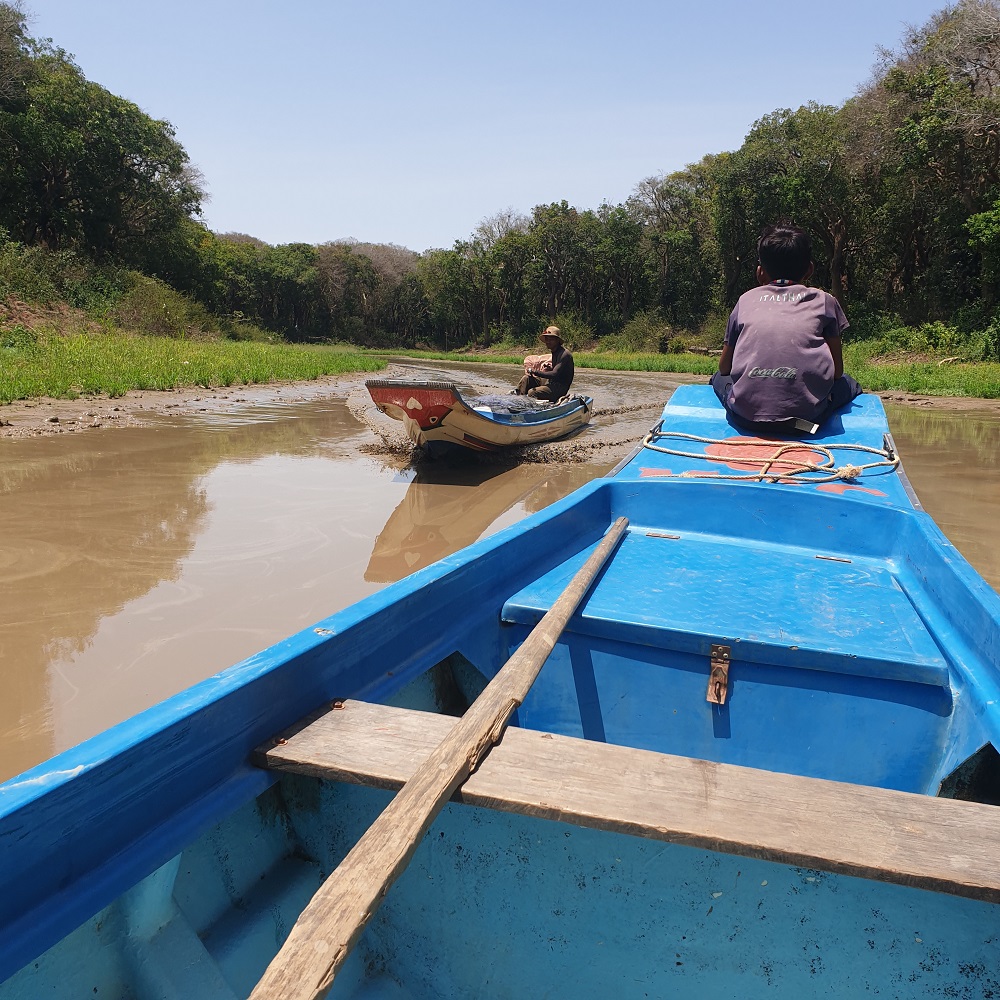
[
  {"xmin": 0, "ymin": 374, "xmax": 617, "ymax": 783},
  {"xmin": 885, "ymin": 403, "xmax": 1000, "ymax": 588},
  {"xmin": 0, "ymin": 370, "xmax": 998, "ymax": 784},
  {"xmin": 366, "ymin": 463, "xmax": 601, "ymax": 583}
]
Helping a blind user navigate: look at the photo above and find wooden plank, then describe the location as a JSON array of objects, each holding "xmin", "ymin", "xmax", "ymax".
[
  {"xmin": 248, "ymin": 517, "xmax": 630, "ymax": 1000},
  {"xmin": 258, "ymin": 698, "xmax": 1000, "ymax": 905}
]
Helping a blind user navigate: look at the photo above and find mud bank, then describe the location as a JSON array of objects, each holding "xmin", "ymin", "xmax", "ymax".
[{"xmin": 2, "ymin": 368, "xmax": 999, "ymax": 440}]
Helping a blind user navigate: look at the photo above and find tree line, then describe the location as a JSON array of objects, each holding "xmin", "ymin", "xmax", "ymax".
[{"xmin": 2, "ymin": 1, "xmax": 1000, "ymax": 356}]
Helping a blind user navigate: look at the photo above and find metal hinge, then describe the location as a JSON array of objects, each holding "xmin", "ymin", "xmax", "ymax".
[{"xmin": 707, "ymin": 644, "xmax": 731, "ymax": 705}]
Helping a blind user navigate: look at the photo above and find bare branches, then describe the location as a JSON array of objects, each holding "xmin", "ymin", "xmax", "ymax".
[{"xmin": 474, "ymin": 208, "xmax": 529, "ymax": 251}]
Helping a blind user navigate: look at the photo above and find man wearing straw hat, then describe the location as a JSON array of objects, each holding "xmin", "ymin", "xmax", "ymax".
[{"xmin": 514, "ymin": 326, "xmax": 575, "ymax": 400}]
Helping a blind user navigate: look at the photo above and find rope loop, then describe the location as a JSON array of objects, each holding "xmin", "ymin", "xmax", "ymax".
[{"xmin": 641, "ymin": 425, "xmax": 900, "ymax": 485}]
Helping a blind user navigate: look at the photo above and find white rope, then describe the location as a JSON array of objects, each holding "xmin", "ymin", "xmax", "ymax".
[{"xmin": 641, "ymin": 426, "xmax": 901, "ymax": 484}]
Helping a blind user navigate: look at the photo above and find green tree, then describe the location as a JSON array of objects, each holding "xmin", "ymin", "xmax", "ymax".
[
  {"xmin": 967, "ymin": 197, "xmax": 1000, "ymax": 304},
  {"xmin": 846, "ymin": 0, "xmax": 1000, "ymax": 317},
  {"xmin": 452, "ymin": 238, "xmax": 497, "ymax": 342},
  {"xmin": 489, "ymin": 225, "xmax": 534, "ymax": 336},
  {"xmin": 631, "ymin": 157, "xmax": 722, "ymax": 325},
  {"xmin": 0, "ymin": 3, "xmax": 30, "ymax": 110},
  {"xmin": 0, "ymin": 27, "xmax": 202, "ymax": 276},
  {"xmin": 715, "ymin": 104, "xmax": 855, "ymax": 303},
  {"xmin": 527, "ymin": 201, "xmax": 588, "ymax": 318},
  {"xmin": 589, "ymin": 203, "xmax": 645, "ymax": 325},
  {"xmin": 417, "ymin": 249, "xmax": 471, "ymax": 349}
]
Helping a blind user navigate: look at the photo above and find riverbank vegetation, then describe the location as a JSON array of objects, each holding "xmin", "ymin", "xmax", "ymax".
[
  {"xmin": 0, "ymin": 324, "xmax": 384, "ymax": 403},
  {"xmin": 2, "ymin": 1, "xmax": 1000, "ymax": 401},
  {"xmin": 373, "ymin": 345, "xmax": 1000, "ymax": 398}
]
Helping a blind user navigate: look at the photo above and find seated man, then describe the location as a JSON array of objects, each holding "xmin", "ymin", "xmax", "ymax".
[
  {"xmin": 710, "ymin": 223, "xmax": 861, "ymax": 434},
  {"xmin": 515, "ymin": 327, "xmax": 575, "ymax": 400}
]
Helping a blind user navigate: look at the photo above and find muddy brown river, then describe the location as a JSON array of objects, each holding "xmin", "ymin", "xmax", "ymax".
[{"xmin": 2, "ymin": 361, "xmax": 999, "ymax": 783}]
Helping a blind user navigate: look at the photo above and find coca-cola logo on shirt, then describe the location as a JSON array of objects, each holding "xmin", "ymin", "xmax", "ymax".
[{"xmin": 747, "ymin": 366, "xmax": 797, "ymax": 379}]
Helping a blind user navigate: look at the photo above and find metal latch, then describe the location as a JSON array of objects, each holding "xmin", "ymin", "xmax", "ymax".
[{"xmin": 707, "ymin": 644, "xmax": 730, "ymax": 705}]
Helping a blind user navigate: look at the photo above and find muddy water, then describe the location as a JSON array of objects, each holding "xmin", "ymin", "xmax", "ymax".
[
  {"xmin": 883, "ymin": 402, "xmax": 1000, "ymax": 588},
  {"xmin": 1, "ymin": 363, "xmax": 998, "ymax": 783}
]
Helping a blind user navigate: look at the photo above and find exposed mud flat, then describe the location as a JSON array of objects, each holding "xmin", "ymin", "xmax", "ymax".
[
  {"xmin": 3, "ymin": 359, "xmax": 999, "ymax": 440},
  {"xmin": 0, "ymin": 376, "xmax": 367, "ymax": 438}
]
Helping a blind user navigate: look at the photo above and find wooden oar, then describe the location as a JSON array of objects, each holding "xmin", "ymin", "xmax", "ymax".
[{"xmin": 249, "ymin": 516, "xmax": 629, "ymax": 1000}]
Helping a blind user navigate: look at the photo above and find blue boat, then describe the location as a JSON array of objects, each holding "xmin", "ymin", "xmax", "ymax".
[{"xmin": 2, "ymin": 385, "xmax": 1000, "ymax": 999}]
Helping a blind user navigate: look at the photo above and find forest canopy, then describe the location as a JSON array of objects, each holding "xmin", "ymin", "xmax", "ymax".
[{"xmin": 2, "ymin": 0, "xmax": 1000, "ymax": 358}]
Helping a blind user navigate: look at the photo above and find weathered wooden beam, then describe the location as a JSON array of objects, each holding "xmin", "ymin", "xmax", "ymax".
[
  {"xmin": 259, "ymin": 698, "xmax": 1000, "ymax": 906},
  {"xmin": 249, "ymin": 517, "xmax": 630, "ymax": 1000}
]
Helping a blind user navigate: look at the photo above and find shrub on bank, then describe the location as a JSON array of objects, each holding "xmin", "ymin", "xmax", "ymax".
[
  {"xmin": 0, "ymin": 240, "xmax": 60, "ymax": 303},
  {"xmin": 0, "ymin": 324, "xmax": 38, "ymax": 351},
  {"xmin": 597, "ymin": 311, "xmax": 671, "ymax": 353},
  {"xmin": 548, "ymin": 313, "xmax": 595, "ymax": 349},
  {"xmin": 0, "ymin": 237, "xmax": 136, "ymax": 312},
  {"xmin": 847, "ymin": 310, "xmax": 1000, "ymax": 364},
  {"xmin": 107, "ymin": 275, "xmax": 221, "ymax": 339}
]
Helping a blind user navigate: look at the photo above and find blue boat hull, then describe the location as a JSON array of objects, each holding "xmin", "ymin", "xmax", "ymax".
[
  {"xmin": 10, "ymin": 777, "xmax": 1000, "ymax": 999},
  {"xmin": 2, "ymin": 386, "xmax": 999, "ymax": 997}
]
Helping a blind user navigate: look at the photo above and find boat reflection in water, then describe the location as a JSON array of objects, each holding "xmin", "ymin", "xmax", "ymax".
[{"xmin": 366, "ymin": 462, "xmax": 601, "ymax": 584}]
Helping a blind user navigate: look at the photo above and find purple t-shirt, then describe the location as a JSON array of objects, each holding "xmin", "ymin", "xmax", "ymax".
[{"xmin": 723, "ymin": 282, "xmax": 848, "ymax": 423}]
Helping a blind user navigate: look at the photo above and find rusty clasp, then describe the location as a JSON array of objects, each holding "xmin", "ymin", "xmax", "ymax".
[{"xmin": 707, "ymin": 644, "xmax": 731, "ymax": 705}]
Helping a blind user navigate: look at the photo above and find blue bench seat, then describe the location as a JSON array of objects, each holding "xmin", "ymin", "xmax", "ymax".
[{"xmin": 502, "ymin": 528, "xmax": 950, "ymax": 688}]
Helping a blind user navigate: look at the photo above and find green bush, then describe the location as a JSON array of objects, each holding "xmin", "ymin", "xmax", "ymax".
[
  {"xmin": 949, "ymin": 300, "xmax": 996, "ymax": 335},
  {"xmin": 597, "ymin": 311, "xmax": 671, "ymax": 353},
  {"xmin": 338, "ymin": 315, "xmax": 368, "ymax": 344},
  {"xmin": 688, "ymin": 310, "xmax": 728, "ymax": 350},
  {"xmin": 109, "ymin": 275, "xmax": 220, "ymax": 338},
  {"xmin": 56, "ymin": 258, "xmax": 133, "ymax": 312},
  {"xmin": 220, "ymin": 315, "xmax": 277, "ymax": 342},
  {"xmin": 0, "ymin": 238, "xmax": 138, "ymax": 311},
  {"xmin": 856, "ymin": 321, "xmax": 972, "ymax": 358},
  {"xmin": 865, "ymin": 320, "xmax": 985, "ymax": 358},
  {"xmin": 841, "ymin": 306, "xmax": 902, "ymax": 342},
  {"xmin": 917, "ymin": 321, "xmax": 966, "ymax": 355},
  {"xmin": 0, "ymin": 323, "xmax": 38, "ymax": 350},
  {"xmin": 0, "ymin": 240, "xmax": 60, "ymax": 302},
  {"xmin": 548, "ymin": 312, "xmax": 595, "ymax": 349},
  {"xmin": 981, "ymin": 317, "xmax": 1000, "ymax": 362},
  {"xmin": 484, "ymin": 324, "xmax": 521, "ymax": 351}
]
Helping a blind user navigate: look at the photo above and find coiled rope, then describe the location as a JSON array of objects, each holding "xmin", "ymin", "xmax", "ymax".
[{"xmin": 641, "ymin": 425, "xmax": 901, "ymax": 484}]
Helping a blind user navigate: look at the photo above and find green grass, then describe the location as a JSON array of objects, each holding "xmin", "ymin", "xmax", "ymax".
[
  {"xmin": 370, "ymin": 348, "xmax": 719, "ymax": 376},
  {"xmin": 847, "ymin": 359, "xmax": 1000, "ymax": 397},
  {"xmin": 4, "ymin": 333, "xmax": 998, "ymax": 406},
  {"xmin": 844, "ymin": 343, "xmax": 1000, "ymax": 398},
  {"xmin": 575, "ymin": 351, "xmax": 718, "ymax": 376},
  {"xmin": 376, "ymin": 346, "xmax": 1000, "ymax": 398},
  {"xmin": 0, "ymin": 330, "xmax": 386, "ymax": 403}
]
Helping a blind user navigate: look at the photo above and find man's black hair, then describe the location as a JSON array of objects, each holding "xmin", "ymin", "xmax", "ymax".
[{"xmin": 757, "ymin": 223, "xmax": 812, "ymax": 281}]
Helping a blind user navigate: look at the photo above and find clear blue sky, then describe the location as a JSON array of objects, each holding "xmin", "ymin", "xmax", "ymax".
[{"xmin": 27, "ymin": 0, "xmax": 948, "ymax": 253}]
